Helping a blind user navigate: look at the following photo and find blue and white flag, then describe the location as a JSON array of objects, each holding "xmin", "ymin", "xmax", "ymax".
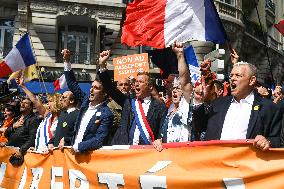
[{"xmin": 184, "ymin": 45, "xmax": 200, "ymax": 84}]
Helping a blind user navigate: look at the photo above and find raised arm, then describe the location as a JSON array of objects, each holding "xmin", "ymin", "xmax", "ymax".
[
  {"xmin": 62, "ymin": 49, "xmax": 86, "ymax": 104},
  {"xmin": 230, "ymin": 49, "xmax": 239, "ymax": 65},
  {"xmin": 17, "ymin": 77, "xmax": 48, "ymax": 117},
  {"xmin": 172, "ymin": 42, "xmax": 193, "ymax": 103},
  {"xmin": 98, "ymin": 50, "xmax": 127, "ymax": 107}
]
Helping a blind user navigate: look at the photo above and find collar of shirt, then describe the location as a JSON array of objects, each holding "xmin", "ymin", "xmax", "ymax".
[
  {"xmin": 88, "ymin": 101, "xmax": 105, "ymax": 110},
  {"xmin": 232, "ymin": 92, "xmax": 254, "ymax": 105},
  {"xmin": 67, "ymin": 107, "xmax": 76, "ymax": 114},
  {"xmin": 142, "ymin": 96, "xmax": 151, "ymax": 105}
]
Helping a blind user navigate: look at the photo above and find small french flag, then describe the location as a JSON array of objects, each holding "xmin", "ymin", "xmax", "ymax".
[
  {"xmin": 0, "ymin": 33, "xmax": 36, "ymax": 78},
  {"xmin": 53, "ymin": 74, "xmax": 67, "ymax": 91}
]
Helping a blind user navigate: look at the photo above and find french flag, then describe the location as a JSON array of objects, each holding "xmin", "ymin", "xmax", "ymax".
[
  {"xmin": 121, "ymin": 0, "xmax": 228, "ymax": 49},
  {"xmin": 53, "ymin": 74, "xmax": 67, "ymax": 91},
  {"xmin": 0, "ymin": 33, "xmax": 36, "ymax": 78}
]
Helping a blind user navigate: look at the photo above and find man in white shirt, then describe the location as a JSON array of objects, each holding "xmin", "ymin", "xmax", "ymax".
[
  {"xmin": 194, "ymin": 61, "xmax": 282, "ymax": 150},
  {"xmin": 61, "ymin": 49, "xmax": 114, "ymax": 153}
]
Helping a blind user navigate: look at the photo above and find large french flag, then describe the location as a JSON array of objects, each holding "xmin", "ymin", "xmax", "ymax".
[
  {"xmin": 122, "ymin": 0, "xmax": 228, "ymax": 49},
  {"xmin": 0, "ymin": 33, "xmax": 36, "ymax": 78}
]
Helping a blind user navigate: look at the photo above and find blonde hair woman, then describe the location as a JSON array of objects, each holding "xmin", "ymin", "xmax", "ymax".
[{"xmin": 17, "ymin": 78, "xmax": 62, "ymax": 153}]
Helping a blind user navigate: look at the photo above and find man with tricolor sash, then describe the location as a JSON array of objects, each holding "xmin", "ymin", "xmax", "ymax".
[{"xmin": 98, "ymin": 51, "xmax": 167, "ymax": 145}]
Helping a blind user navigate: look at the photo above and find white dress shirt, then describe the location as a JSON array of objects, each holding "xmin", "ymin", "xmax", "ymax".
[
  {"xmin": 132, "ymin": 96, "xmax": 151, "ymax": 145},
  {"xmin": 72, "ymin": 102, "xmax": 102, "ymax": 152},
  {"xmin": 221, "ymin": 92, "xmax": 254, "ymax": 140},
  {"xmin": 67, "ymin": 107, "xmax": 76, "ymax": 114},
  {"xmin": 64, "ymin": 61, "xmax": 72, "ymax": 71},
  {"xmin": 166, "ymin": 97, "xmax": 192, "ymax": 143}
]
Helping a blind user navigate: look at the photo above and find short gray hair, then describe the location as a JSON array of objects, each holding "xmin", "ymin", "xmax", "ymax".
[{"xmin": 234, "ymin": 61, "xmax": 257, "ymax": 77}]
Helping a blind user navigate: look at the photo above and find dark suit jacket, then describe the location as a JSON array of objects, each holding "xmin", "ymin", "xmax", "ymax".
[
  {"xmin": 48, "ymin": 109, "xmax": 79, "ymax": 147},
  {"xmin": 277, "ymin": 99, "xmax": 284, "ymax": 147},
  {"xmin": 5, "ymin": 113, "xmax": 40, "ymax": 154},
  {"xmin": 193, "ymin": 93, "xmax": 282, "ymax": 147},
  {"xmin": 64, "ymin": 70, "xmax": 114, "ymax": 152},
  {"xmin": 98, "ymin": 71, "xmax": 167, "ymax": 145}
]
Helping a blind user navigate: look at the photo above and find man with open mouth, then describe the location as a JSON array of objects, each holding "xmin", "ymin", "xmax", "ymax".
[
  {"xmin": 194, "ymin": 60, "xmax": 282, "ymax": 151},
  {"xmin": 62, "ymin": 49, "xmax": 114, "ymax": 153},
  {"xmin": 98, "ymin": 51, "xmax": 167, "ymax": 145},
  {"xmin": 153, "ymin": 42, "xmax": 194, "ymax": 152}
]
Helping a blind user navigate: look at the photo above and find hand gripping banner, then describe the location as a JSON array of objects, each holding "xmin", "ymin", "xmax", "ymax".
[{"xmin": 1, "ymin": 140, "xmax": 284, "ymax": 188}]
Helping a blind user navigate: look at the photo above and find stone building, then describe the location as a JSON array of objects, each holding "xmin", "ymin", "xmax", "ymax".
[
  {"xmin": 0, "ymin": 0, "xmax": 141, "ymax": 90},
  {"xmin": 215, "ymin": 0, "xmax": 284, "ymax": 85},
  {"xmin": 0, "ymin": 0, "xmax": 284, "ymax": 90}
]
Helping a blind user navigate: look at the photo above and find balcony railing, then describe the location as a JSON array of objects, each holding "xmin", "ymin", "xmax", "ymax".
[
  {"xmin": 0, "ymin": 47, "xmax": 12, "ymax": 59},
  {"xmin": 267, "ymin": 35, "xmax": 280, "ymax": 50},
  {"xmin": 266, "ymin": 0, "xmax": 275, "ymax": 14},
  {"xmin": 243, "ymin": 17, "xmax": 267, "ymax": 43},
  {"xmin": 56, "ymin": 51, "xmax": 95, "ymax": 65},
  {"xmin": 123, "ymin": 0, "xmax": 133, "ymax": 4},
  {"xmin": 214, "ymin": 0, "xmax": 243, "ymax": 23}
]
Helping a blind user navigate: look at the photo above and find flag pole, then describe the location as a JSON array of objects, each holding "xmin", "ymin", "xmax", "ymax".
[{"xmin": 27, "ymin": 33, "xmax": 48, "ymax": 94}]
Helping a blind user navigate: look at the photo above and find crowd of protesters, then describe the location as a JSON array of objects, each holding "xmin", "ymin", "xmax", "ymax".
[{"xmin": 0, "ymin": 42, "xmax": 284, "ymax": 166}]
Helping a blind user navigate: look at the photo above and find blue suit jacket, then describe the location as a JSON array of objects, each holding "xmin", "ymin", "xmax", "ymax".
[{"xmin": 64, "ymin": 70, "xmax": 114, "ymax": 152}]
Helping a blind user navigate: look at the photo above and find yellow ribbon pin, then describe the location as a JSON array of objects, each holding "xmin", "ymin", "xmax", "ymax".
[
  {"xmin": 253, "ymin": 105, "xmax": 259, "ymax": 111},
  {"xmin": 62, "ymin": 122, "xmax": 68, "ymax": 128}
]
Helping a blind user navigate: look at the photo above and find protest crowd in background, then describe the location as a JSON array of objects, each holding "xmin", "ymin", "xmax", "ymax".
[
  {"xmin": 0, "ymin": 0, "xmax": 284, "ymax": 178},
  {"xmin": 0, "ymin": 42, "xmax": 284, "ymax": 166}
]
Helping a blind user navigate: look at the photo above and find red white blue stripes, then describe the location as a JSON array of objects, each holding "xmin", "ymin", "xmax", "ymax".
[
  {"xmin": 0, "ymin": 33, "xmax": 36, "ymax": 78},
  {"xmin": 122, "ymin": 0, "xmax": 228, "ymax": 49},
  {"xmin": 131, "ymin": 99, "xmax": 154, "ymax": 144},
  {"xmin": 53, "ymin": 74, "xmax": 67, "ymax": 91},
  {"xmin": 35, "ymin": 113, "xmax": 53, "ymax": 152}
]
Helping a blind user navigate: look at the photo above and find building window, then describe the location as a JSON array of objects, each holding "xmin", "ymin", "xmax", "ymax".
[
  {"xmin": 220, "ymin": 0, "xmax": 235, "ymax": 6},
  {"xmin": 0, "ymin": 19, "xmax": 14, "ymax": 58},
  {"xmin": 58, "ymin": 25, "xmax": 94, "ymax": 64}
]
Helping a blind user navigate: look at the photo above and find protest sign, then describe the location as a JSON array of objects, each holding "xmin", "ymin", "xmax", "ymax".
[{"xmin": 113, "ymin": 53, "xmax": 149, "ymax": 81}]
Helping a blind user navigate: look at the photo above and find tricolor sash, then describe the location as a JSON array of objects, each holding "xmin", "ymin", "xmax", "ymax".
[
  {"xmin": 35, "ymin": 113, "xmax": 53, "ymax": 151},
  {"xmin": 131, "ymin": 98, "xmax": 155, "ymax": 144}
]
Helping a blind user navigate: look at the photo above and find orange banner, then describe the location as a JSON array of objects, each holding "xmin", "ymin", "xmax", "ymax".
[
  {"xmin": 113, "ymin": 53, "xmax": 149, "ymax": 81},
  {"xmin": 1, "ymin": 142, "xmax": 284, "ymax": 189}
]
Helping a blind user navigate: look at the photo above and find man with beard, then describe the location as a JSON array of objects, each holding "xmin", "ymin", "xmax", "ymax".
[
  {"xmin": 62, "ymin": 49, "xmax": 113, "ymax": 153},
  {"xmin": 48, "ymin": 91, "xmax": 79, "ymax": 150},
  {"xmin": 98, "ymin": 51, "xmax": 167, "ymax": 145},
  {"xmin": 3, "ymin": 97, "xmax": 40, "ymax": 156},
  {"xmin": 194, "ymin": 61, "xmax": 282, "ymax": 150}
]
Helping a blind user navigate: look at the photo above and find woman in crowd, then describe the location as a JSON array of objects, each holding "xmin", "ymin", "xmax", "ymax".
[
  {"xmin": 17, "ymin": 77, "xmax": 62, "ymax": 153},
  {"xmin": 0, "ymin": 104, "xmax": 16, "ymax": 144},
  {"xmin": 158, "ymin": 77, "xmax": 193, "ymax": 143},
  {"xmin": 153, "ymin": 42, "xmax": 193, "ymax": 151}
]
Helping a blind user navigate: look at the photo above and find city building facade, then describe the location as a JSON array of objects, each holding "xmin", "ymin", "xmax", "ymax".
[{"xmin": 0, "ymin": 0, "xmax": 284, "ymax": 88}]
